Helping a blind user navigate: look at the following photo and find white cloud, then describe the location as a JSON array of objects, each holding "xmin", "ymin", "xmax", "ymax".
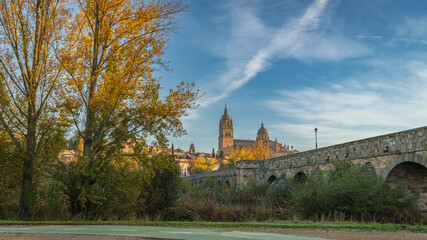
[
  {"xmin": 198, "ymin": 0, "xmax": 373, "ymax": 108},
  {"xmin": 291, "ymin": 35, "xmax": 372, "ymax": 61},
  {"xmin": 356, "ymin": 35, "xmax": 382, "ymax": 39},
  {"xmin": 392, "ymin": 38, "xmax": 427, "ymax": 45},
  {"xmin": 265, "ymin": 60, "xmax": 427, "ymax": 151},
  {"xmin": 200, "ymin": 0, "xmax": 334, "ymax": 107}
]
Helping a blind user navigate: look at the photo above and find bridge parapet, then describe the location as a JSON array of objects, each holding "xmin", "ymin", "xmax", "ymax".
[
  {"xmin": 264, "ymin": 126, "xmax": 427, "ymax": 174},
  {"xmin": 185, "ymin": 166, "xmax": 238, "ymax": 186}
]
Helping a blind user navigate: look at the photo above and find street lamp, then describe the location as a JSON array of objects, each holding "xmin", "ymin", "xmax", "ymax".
[{"xmin": 314, "ymin": 128, "xmax": 318, "ymax": 149}]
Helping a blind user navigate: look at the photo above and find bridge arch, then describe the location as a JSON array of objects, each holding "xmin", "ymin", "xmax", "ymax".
[
  {"xmin": 267, "ymin": 175, "xmax": 277, "ymax": 184},
  {"xmin": 381, "ymin": 153, "xmax": 427, "ymax": 179},
  {"xmin": 382, "ymin": 153, "xmax": 427, "ymax": 214},
  {"xmin": 294, "ymin": 171, "xmax": 308, "ymax": 183}
]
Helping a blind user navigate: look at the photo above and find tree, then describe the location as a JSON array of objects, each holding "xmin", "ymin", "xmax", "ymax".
[
  {"xmin": 55, "ymin": 0, "xmax": 199, "ymax": 216},
  {"xmin": 58, "ymin": 0, "xmax": 199, "ymax": 161},
  {"xmin": 0, "ymin": 0, "xmax": 69, "ymax": 219}
]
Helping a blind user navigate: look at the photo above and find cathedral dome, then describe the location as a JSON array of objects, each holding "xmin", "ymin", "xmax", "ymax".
[{"xmin": 257, "ymin": 122, "xmax": 268, "ymax": 135}]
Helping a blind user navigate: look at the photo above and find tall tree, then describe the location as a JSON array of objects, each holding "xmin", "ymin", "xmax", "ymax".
[
  {"xmin": 58, "ymin": 0, "xmax": 199, "ymax": 162},
  {"xmin": 0, "ymin": 0, "xmax": 69, "ymax": 219}
]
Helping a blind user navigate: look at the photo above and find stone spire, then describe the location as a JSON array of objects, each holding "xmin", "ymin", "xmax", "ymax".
[{"xmin": 189, "ymin": 143, "xmax": 195, "ymax": 154}]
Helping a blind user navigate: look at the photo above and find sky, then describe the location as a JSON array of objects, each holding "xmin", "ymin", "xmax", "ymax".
[{"xmin": 157, "ymin": 0, "xmax": 427, "ymax": 153}]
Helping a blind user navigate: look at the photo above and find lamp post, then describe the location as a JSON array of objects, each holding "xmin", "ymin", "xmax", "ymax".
[{"xmin": 314, "ymin": 128, "xmax": 318, "ymax": 149}]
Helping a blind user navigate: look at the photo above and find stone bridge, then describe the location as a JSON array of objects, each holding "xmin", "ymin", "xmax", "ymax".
[{"xmin": 187, "ymin": 126, "xmax": 427, "ymax": 214}]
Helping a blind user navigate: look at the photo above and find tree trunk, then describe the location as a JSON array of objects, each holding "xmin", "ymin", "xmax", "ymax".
[
  {"xmin": 83, "ymin": 2, "xmax": 100, "ymax": 160},
  {"xmin": 18, "ymin": 96, "xmax": 36, "ymax": 220}
]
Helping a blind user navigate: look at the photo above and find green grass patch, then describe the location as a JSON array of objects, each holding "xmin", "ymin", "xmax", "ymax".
[{"xmin": 0, "ymin": 220, "xmax": 425, "ymax": 233}]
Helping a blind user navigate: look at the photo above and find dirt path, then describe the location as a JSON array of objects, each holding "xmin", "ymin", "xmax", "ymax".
[
  {"xmin": 0, "ymin": 233, "xmax": 152, "ymax": 239},
  {"xmin": 279, "ymin": 230, "xmax": 427, "ymax": 240},
  {"xmin": 0, "ymin": 231, "xmax": 426, "ymax": 240}
]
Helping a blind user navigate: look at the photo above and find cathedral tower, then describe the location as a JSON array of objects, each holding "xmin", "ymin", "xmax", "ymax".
[
  {"xmin": 218, "ymin": 105, "xmax": 233, "ymax": 155},
  {"xmin": 256, "ymin": 122, "xmax": 270, "ymax": 153}
]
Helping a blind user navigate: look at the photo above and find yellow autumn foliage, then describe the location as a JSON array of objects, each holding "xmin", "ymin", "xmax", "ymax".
[
  {"xmin": 222, "ymin": 141, "xmax": 270, "ymax": 168},
  {"xmin": 189, "ymin": 157, "xmax": 216, "ymax": 175}
]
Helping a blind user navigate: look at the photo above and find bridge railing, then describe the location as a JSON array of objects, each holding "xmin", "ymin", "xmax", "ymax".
[{"xmin": 264, "ymin": 125, "xmax": 427, "ymax": 171}]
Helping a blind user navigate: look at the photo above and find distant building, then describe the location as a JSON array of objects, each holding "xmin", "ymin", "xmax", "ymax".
[
  {"xmin": 218, "ymin": 105, "xmax": 298, "ymax": 158},
  {"xmin": 58, "ymin": 150, "xmax": 76, "ymax": 162},
  {"xmin": 189, "ymin": 143, "xmax": 195, "ymax": 154},
  {"xmin": 169, "ymin": 144, "xmax": 217, "ymax": 176}
]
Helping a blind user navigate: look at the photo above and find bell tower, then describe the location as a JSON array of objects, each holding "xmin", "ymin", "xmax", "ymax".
[{"xmin": 218, "ymin": 105, "xmax": 233, "ymax": 155}]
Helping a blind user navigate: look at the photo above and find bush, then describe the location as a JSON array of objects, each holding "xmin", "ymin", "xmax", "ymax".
[
  {"xmin": 292, "ymin": 162, "xmax": 417, "ymax": 221},
  {"xmin": 32, "ymin": 178, "xmax": 69, "ymax": 220},
  {"xmin": 181, "ymin": 179, "xmax": 292, "ymax": 222},
  {"xmin": 55, "ymin": 157, "xmax": 139, "ymax": 220},
  {"xmin": 266, "ymin": 178, "xmax": 293, "ymax": 207},
  {"xmin": 54, "ymin": 151, "xmax": 181, "ymax": 220},
  {"xmin": 137, "ymin": 153, "xmax": 182, "ymax": 217},
  {"xmin": 161, "ymin": 206, "xmax": 196, "ymax": 221}
]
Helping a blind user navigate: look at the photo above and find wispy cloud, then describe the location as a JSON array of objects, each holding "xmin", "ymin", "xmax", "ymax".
[
  {"xmin": 292, "ymin": 34, "xmax": 372, "ymax": 61},
  {"xmin": 395, "ymin": 17, "xmax": 427, "ymax": 38},
  {"xmin": 265, "ymin": 60, "xmax": 427, "ymax": 150},
  {"xmin": 356, "ymin": 35, "xmax": 382, "ymax": 39},
  {"xmin": 392, "ymin": 38, "xmax": 427, "ymax": 45},
  {"xmin": 200, "ymin": 0, "xmax": 334, "ymax": 107}
]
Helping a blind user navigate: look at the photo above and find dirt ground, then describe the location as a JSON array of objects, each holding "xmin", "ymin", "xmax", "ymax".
[
  {"xmin": 0, "ymin": 233, "xmax": 154, "ymax": 240},
  {"xmin": 281, "ymin": 230, "xmax": 427, "ymax": 240},
  {"xmin": 0, "ymin": 230, "xmax": 426, "ymax": 240}
]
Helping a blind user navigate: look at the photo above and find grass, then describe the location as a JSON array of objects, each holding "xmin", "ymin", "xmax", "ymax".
[{"xmin": 0, "ymin": 220, "xmax": 426, "ymax": 233}]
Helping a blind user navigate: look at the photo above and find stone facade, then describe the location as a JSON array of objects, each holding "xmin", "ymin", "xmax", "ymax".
[{"xmin": 188, "ymin": 125, "xmax": 427, "ymax": 214}]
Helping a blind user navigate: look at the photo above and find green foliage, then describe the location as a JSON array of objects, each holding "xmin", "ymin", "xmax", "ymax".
[
  {"xmin": 293, "ymin": 162, "xmax": 417, "ymax": 221},
  {"xmin": 0, "ymin": 127, "xmax": 67, "ymax": 220},
  {"xmin": 181, "ymin": 179, "xmax": 290, "ymax": 222},
  {"xmin": 190, "ymin": 179, "xmax": 270, "ymax": 206},
  {"xmin": 266, "ymin": 178, "xmax": 293, "ymax": 207},
  {"xmin": 137, "ymin": 153, "xmax": 182, "ymax": 217},
  {"xmin": 0, "ymin": 131, "xmax": 21, "ymax": 219},
  {"xmin": 161, "ymin": 207, "xmax": 197, "ymax": 221},
  {"xmin": 54, "ymin": 155, "xmax": 139, "ymax": 220},
  {"xmin": 32, "ymin": 179, "xmax": 69, "ymax": 220}
]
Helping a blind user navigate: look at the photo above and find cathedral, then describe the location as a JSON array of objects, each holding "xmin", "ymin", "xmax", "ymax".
[{"xmin": 218, "ymin": 106, "xmax": 298, "ymax": 158}]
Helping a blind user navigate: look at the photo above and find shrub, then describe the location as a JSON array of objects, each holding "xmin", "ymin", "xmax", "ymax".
[
  {"xmin": 292, "ymin": 162, "xmax": 417, "ymax": 221},
  {"xmin": 55, "ymin": 157, "xmax": 139, "ymax": 220},
  {"xmin": 32, "ymin": 178, "xmax": 69, "ymax": 220},
  {"xmin": 53, "ymin": 148, "xmax": 183, "ymax": 220},
  {"xmin": 161, "ymin": 206, "xmax": 196, "ymax": 221},
  {"xmin": 137, "ymin": 153, "xmax": 182, "ymax": 217},
  {"xmin": 266, "ymin": 178, "xmax": 293, "ymax": 207}
]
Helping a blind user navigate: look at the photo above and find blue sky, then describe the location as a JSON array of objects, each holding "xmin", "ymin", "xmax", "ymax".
[{"xmin": 158, "ymin": 0, "xmax": 427, "ymax": 153}]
